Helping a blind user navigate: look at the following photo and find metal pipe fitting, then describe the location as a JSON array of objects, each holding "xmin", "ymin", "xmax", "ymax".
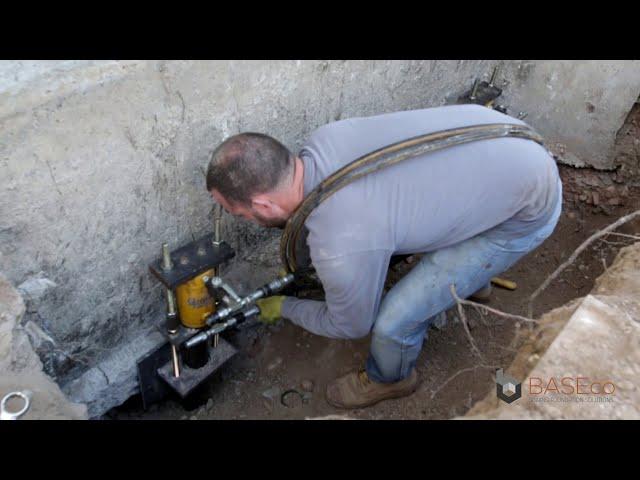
[
  {"xmin": 205, "ymin": 273, "xmax": 294, "ymax": 326},
  {"xmin": 208, "ymin": 276, "xmax": 242, "ymax": 304},
  {"xmin": 186, "ymin": 305, "xmax": 260, "ymax": 348}
]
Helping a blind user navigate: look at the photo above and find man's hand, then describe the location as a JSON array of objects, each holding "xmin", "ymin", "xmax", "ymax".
[
  {"xmin": 255, "ymin": 295, "xmax": 285, "ymax": 325},
  {"xmin": 277, "ymin": 268, "xmax": 291, "ymax": 280}
]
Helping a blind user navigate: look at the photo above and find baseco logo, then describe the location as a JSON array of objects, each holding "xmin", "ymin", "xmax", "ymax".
[{"xmin": 496, "ymin": 369, "xmax": 522, "ymax": 404}]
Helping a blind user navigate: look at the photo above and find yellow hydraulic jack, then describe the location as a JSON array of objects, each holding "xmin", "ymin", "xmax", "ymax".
[{"xmin": 176, "ymin": 269, "xmax": 217, "ymax": 329}]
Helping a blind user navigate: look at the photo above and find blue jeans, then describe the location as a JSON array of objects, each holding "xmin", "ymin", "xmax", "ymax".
[{"xmin": 366, "ymin": 183, "xmax": 563, "ymax": 383}]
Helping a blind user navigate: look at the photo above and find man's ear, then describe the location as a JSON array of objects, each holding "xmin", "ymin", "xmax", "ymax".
[{"xmin": 251, "ymin": 195, "xmax": 273, "ymax": 212}]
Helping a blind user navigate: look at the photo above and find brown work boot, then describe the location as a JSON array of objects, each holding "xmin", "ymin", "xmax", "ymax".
[{"xmin": 326, "ymin": 369, "xmax": 418, "ymax": 409}]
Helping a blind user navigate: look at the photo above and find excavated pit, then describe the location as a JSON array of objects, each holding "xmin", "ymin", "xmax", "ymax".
[
  {"xmin": 2, "ymin": 63, "xmax": 638, "ymax": 420},
  {"xmin": 108, "ymin": 103, "xmax": 640, "ymax": 420},
  {"xmin": 106, "ymin": 163, "xmax": 640, "ymax": 420}
]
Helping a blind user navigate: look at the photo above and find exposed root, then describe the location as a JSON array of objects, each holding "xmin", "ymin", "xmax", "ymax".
[
  {"xmin": 528, "ymin": 209, "xmax": 640, "ymax": 317},
  {"xmin": 450, "ymin": 285, "xmax": 486, "ymax": 362},
  {"xmin": 451, "ymin": 288, "xmax": 538, "ymax": 324},
  {"xmin": 449, "ymin": 283, "xmax": 539, "ymax": 365},
  {"xmin": 604, "ymin": 232, "xmax": 640, "ymax": 241},
  {"xmin": 598, "ymin": 239, "xmax": 633, "ymax": 247}
]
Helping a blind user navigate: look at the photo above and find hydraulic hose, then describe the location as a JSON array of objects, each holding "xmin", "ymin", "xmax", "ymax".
[{"xmin": 279, "ymin": 123, "xmax": 546, "ymax": 273}]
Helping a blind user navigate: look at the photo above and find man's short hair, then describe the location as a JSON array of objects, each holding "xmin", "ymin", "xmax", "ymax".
[{"xmin": 206, "ymin": 133, "xmax": 294, "ymax": 205}]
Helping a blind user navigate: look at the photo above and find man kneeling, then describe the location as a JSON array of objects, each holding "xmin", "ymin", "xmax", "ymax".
[{"xmin": 205, "ymin": 105, "xmax": 562, "ymax": 409}]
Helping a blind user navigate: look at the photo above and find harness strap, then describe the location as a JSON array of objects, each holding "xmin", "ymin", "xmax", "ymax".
[{"xmin": 280, "ymin": 122, "xmax": 546, "ymax": 273}]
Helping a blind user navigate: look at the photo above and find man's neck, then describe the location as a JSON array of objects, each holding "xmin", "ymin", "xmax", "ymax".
[{"xmin": 286, "ymin": 156, "xmax": 305, "ymax": 215}]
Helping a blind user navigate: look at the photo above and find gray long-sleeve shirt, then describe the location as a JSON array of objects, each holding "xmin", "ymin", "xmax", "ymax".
[{"xmin": 281, "ymin": 105, "xmax": 560, "ymax": 339}]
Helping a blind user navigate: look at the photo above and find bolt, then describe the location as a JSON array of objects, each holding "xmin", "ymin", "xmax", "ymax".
[
  {"xmin": 179, "ymin": 256, "xmax": 189, "ymax": 265},
  {"xmin": 489, "ymin": 65, "xmax": 500, "ymax": 87},
  {"xmin": 470, "ymin": 78, "xmax": 479, "ymax": 101},
  {"xmin": 162, "ymin": 243, "xmax": 173, "ymax": 271},
  {"xmin": 213, "ymin": 206, "xmax": 222, "ymax": 246},
  {"xmin": 166, "ymin": 292, "xmax": 177, "ymax": 318},
  {"xmin": 214, "ymin": 218, "xmax": 221, "ymax": 244},
  {"xmin": 166, "ymin": 291, "xmax": 178, "ymax": 333},
  {"xmin": 171, "ymin": 344, "xmax": 180, "ymax": 378}
]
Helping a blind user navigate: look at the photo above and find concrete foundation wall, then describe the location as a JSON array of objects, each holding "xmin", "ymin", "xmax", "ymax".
[
  {"xmin": 0, "ymin": 60, "xmax": 494, "ymax": 385},
  {"xmin": 497, "ymin": 60, "xmax": 640, "ymax": 169},
  {"xmin": 1, "ymin": 60, "xmax": 638, "ymax": 414}
]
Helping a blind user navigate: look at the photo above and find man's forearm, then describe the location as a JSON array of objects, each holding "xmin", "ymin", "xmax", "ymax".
[{"xmin": 281, "ymin": 296, "xmax": 364, "ymax": 339}]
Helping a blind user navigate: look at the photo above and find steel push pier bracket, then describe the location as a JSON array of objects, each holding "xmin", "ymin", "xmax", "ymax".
[
  {"xmin": 156, "ymin": 336, "xmax": 237, "ymax": 398},
  {"xmin": 137, "ymin": 229, "xmax": 291, "ymax": 409},
  {"xmin": 138, "ymin": 230, "xmax": 238, "ymax": 409}
]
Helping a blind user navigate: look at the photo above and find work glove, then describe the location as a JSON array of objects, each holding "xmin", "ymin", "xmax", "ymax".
[
  {"xmin": 278, "ymin": 267, "xmax": 290, "ymax": 278},
  {"xmin": 255, "ymin": 295, "xmax": 285, "ymax": 325}
]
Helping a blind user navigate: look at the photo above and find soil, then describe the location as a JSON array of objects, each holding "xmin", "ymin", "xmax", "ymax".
[
  {"xmin": 110, "ymin": 106, "xmax": 640, "ymax": 420},
  {"xmin": 107, "ymin": 168, "xmax": 640, "ymax": 420}
]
